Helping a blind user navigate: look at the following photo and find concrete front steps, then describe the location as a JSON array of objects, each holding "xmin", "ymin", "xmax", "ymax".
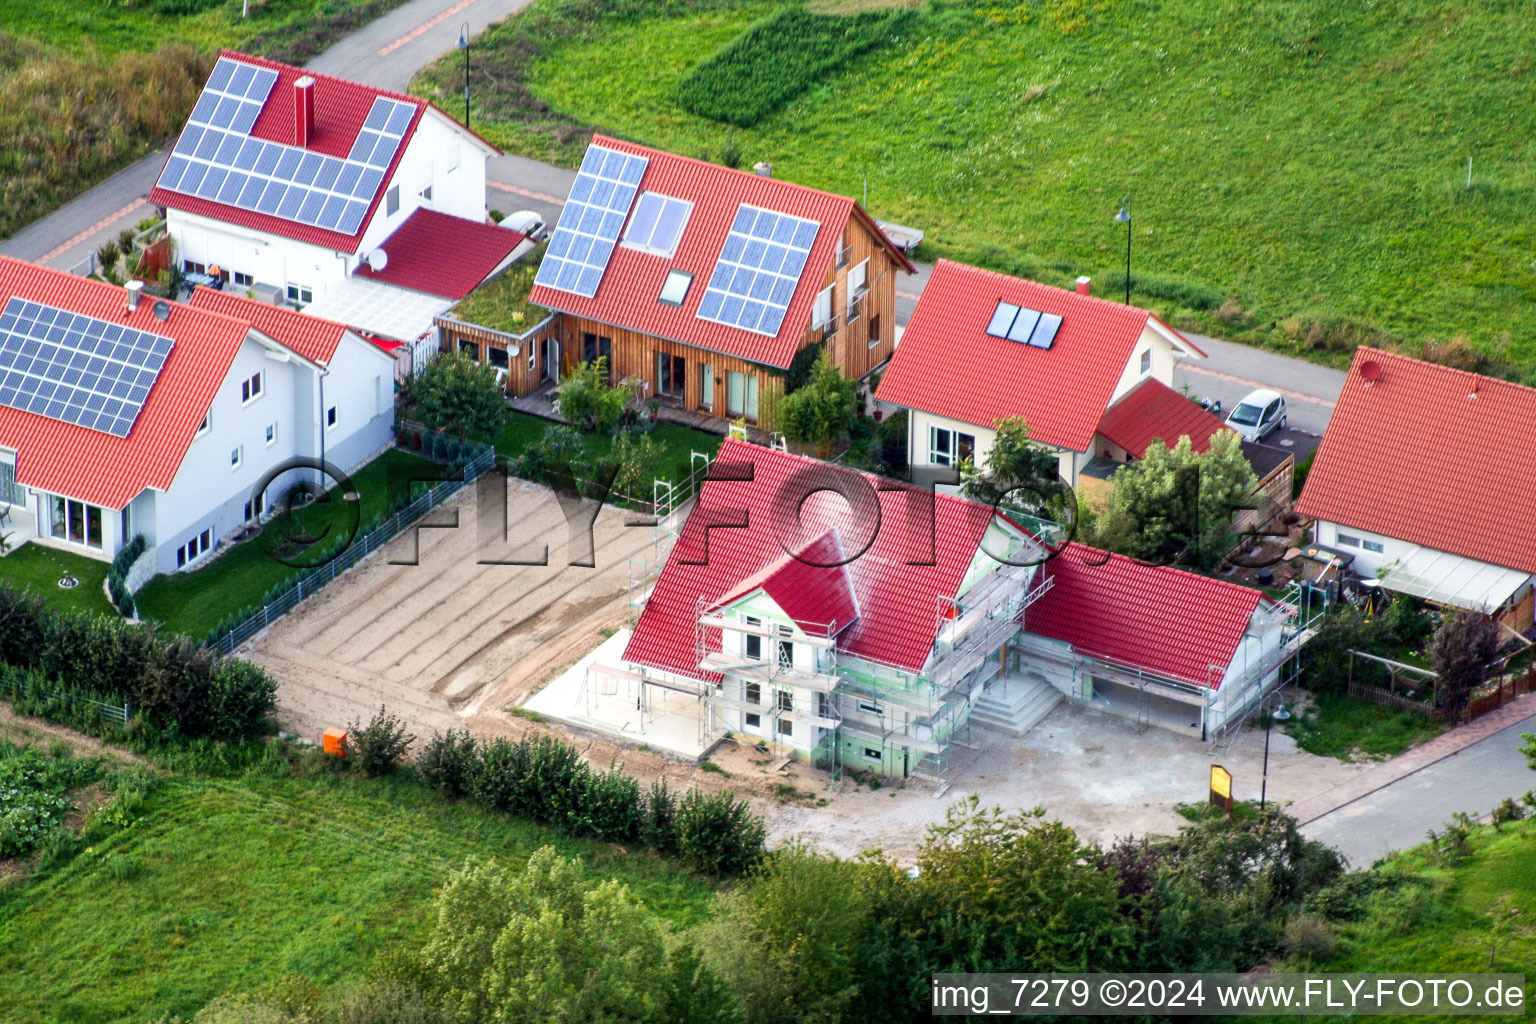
[{"xmin": 969, "ymin": 675, "xmax": 1062, "ymax": 737}]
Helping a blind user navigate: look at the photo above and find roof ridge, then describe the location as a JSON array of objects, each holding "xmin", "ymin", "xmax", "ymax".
[
  {"xmin": 591, "ymin": 133, "xmax": 857, "ymax": 212},
  {"xmin": 1357, "ymin": 345, "xmax": 1536, "ymax": 398},
  {"xmin": 932, "ymin": 257, "xmax": 1152, "ymax": 320},
  {"xmin": 217, "ymin": 48, "xmax": 426, "ymax": 110},
  {"xmin": 0, "ymin": 256, "xmax": 255, "ymax": 335},
  {"xmin": 1057, "ymin": 542, "xmax": 1266, "ymax": 607}
]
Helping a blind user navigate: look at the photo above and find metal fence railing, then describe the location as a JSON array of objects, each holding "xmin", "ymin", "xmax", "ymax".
[
  {"xmin": 2, "ymin": 676, "xmax": 132, "ymax": 724},
  {"xmin": 204, "ymin": 432, "xmax": 495, "ymax": 657}
]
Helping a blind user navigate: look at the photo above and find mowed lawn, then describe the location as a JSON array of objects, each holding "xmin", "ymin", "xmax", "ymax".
[
  {"xmin": 0, "ymin": 542, "xmax": 114, "ymax": 617},
  {"xmin": 0, "ymin": 766, "xmax": 715, "ymax": 1024},
  {"xmin": 136, "ymin": 449, "xmax": 442, "ymax": 640},
  {"xmin": 444, "ymin": 0, "xmax": 1536, "ymax": 363},
  {"xmin": 489, "ymin": 410, "xmax": 723, "ymax": 487}
]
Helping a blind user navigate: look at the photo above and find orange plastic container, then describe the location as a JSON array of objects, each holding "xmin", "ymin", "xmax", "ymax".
[{"xmin": 323, "ymin": 727, "xmax": 348, "ymax": 757}]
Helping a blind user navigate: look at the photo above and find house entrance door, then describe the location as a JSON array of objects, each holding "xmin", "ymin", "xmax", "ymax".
[{"xmin": 543, "ymin": 338, "xmax": 561, "ymax": 382}]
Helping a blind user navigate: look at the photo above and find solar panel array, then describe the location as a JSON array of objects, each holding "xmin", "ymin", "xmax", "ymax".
[
  {"xmin": 696, "ymin": 204, "xmax": 819, "ymax": 337},
  {"xmin": 986, "ymin": 301, "xmax": 1062, "ymax": 349},
  {"xmin": 0, "ymin": 297, "xmax": 175, "ymax": 438},
  {"xmin": 534, "ymin": 145, "xmax": 650, "ymax": 298},
  {"xmin": 624, "ymin": 192, "xmax": 690, "ymax": 256},
  {"xmin": 155, "ymin": 57, "xmax": 417, "ymax": 237}
]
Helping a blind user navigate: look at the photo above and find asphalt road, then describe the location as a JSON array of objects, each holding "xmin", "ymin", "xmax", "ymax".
[
  {"xmin": 1302, "ymin": 719, "xmax": 1536, "ymax": 869},
  {"xmin": 0, "ymin": 0, "xmax": 1348, "ymax": 437}
]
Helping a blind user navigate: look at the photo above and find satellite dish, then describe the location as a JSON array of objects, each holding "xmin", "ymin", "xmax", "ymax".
[
  {"xmin": 1360, "ymin": 359, "xmax": 1382, "ymax": 383},
  {"xmin": 366, "ymin": 248, "xmax": 388, "ymax": 272},
  {"xmin": 152, "ymin": 300, "xmax": 171, "ymax": 323}
]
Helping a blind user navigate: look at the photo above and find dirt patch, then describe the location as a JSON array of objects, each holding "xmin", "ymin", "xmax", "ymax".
[{"xmin": 0, "ymin": 704, "xmax": 144, "ymax": 764}]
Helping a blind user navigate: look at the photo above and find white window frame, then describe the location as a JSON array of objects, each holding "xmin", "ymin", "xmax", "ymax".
[
  {"xmin": 240, "ymin": 371, "xmax": 264, "ymax": 405},
  {"xmin": 45, "ymin": 494, "xmax": 105, "ymax": 551},
  {"xmin": 233, "ymin": 270, "xmax": 254, "ymax": 287},
  {"xmin": 812, "ymin": 285, "xmax": 833, "ymax": 328},
  {"xmin": 846, "ymin": 259, "xmax": 868, "ymax": 320},
  {"xmin": 1363, "ymin": 539, "xmax": 1385, "ymax": 554},
  {"xmin": 1336, "ymin": 532, "xmax": 1362, "ymax": 548},
  {"xmin": 326, "ymin": 405, "xmax": 338, "ymax": 431},
  {"xmin": 386, "ymin": 185, "xmax": 400, "ymax": 217},
  {"xmin": 658, "ymin": 269, "xmax": 693, "ymax": 306},
  {"xmin": 1139, "ymin": 348, "xmax": 1152, "ymax": 375},
  {"xmin": 195, "ymin": 410, "xmax": 211, "ymax": 437},
  {"xmin": 230, "ymin": 445, "xmax": 243, "ymax": 470},
  {"xmin": 286, "ymin": 284, "xmax": 313, "ymax": 306},
  {"xmin": 265, "ymin": 422, "xmax": 278, "ymax": 447},
  {"xmin": 928, "ymin": 426, "xmax": 975, "ymax": 467},
  {"xmin": 621, "ymin": 192, "xmax": 694, "ymax": 258}
]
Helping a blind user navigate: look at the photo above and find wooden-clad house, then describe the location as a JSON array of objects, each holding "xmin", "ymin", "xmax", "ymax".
[{"xmin": 451, "ymin": 136, "xmax": 913, "ymax": 425}]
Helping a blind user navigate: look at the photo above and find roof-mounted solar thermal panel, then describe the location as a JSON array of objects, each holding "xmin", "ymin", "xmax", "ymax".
[
  {"xmin": 985, "ymin": 301, "xmax": 1020, "ymax": 339},
  {"xmin": 1005, "ymin": 307, "xmax": 1042, "ymax": 344},
  {"xmin": 695, "ymin": 204, "xmax": 819, "ymax": 337},
  {"xmin": 0, "ymin": 297, "xmax": 174, "ymax": 438},
  {"xmin": 534, "ymin": 144, "xmax": 651, "ymax": 298},
  {"xmin": 1027, "ymin": 312, "xmax": 1063, "ymax": 349},
  {"xmin": 624, "ymin": 192, "xmax": 691, "ymax": 256},
  {"xmin": 157, "ymin": 73, "xmax": 409, "ymax": 237}
]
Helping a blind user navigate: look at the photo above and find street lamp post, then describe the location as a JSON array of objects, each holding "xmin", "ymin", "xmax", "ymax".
[
  {"xmin": 457, "ymin": 23, "xmax": 471, "ymax": 129},
  {"xmin": 1259, "ymin": 700, "xmax": 1292, "ymax": 811},
  {"xmin": 1114, "ymin": 199, "xmax": 1132, "ymax": 304}
]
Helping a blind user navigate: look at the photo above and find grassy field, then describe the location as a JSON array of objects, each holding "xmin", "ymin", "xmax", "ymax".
[
  {"xmin": 0, "ymin": 544, "xmax": 114, "ymax": 618},
  {"xmin": 0, "ymin": 0, "xmax": 416, "ymax": 241},
  {"xmin": 490, "ymin": 410, "xmax": 724, "ymax": 487},
  {"xmin": 135, "ymin": 449, "xmax": 440, "ymax": 639},
  {"xmin": 0, "ymin": 757, "xmax": 715, "ymax": 1024},
  {"xmin": 421, "ymin": 0, "xmax": 1536, "ymax": 369}
]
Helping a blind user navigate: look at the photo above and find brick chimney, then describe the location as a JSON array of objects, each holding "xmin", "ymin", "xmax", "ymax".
[
  {"xmin": 1075, "ymin": 275, "xmax": 1091, "ymax": 297},
  {"xmin": 294, "ymin": 76, "xmax": 316, "ymax": 148}
]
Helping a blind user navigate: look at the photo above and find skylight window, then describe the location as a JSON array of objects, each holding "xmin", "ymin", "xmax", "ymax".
[
  {"xmin": 659, "ymin": 269, "xmax": 693, "ymax": 306},
  {"xmin": 985, "ymin": 300, "xmax": 1062, "ymax": 349},
  {"xmin": 624, "ymin": 192, "xmax": 692, "ymax": 257}
]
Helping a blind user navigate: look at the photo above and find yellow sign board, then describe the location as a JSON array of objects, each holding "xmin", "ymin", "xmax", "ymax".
[{"xmin": 1210, "ymin": 764, "xmax": 1232, "ymax": 800}]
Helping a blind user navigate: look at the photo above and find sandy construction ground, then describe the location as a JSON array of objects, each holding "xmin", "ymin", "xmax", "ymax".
[{"xmin": 247, "ymin": 475, "xmax": 674, "ymax": 739}]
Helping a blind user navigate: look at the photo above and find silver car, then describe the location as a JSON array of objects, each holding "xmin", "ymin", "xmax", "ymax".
[{"xmin": 1225, "ymin": 388, "xmax": 1287, "ymax": 442}]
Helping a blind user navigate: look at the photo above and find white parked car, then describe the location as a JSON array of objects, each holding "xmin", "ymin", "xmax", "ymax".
[
  {"xmin": 1225, "ymin": 388, "xmax": 1287, "ymax": 442},
  {"xmin": 500, "ymin": 209, "xmax": 547, "ymax": 241}
]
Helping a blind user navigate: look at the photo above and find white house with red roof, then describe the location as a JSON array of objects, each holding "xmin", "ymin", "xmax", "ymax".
[
  {"xmin": 875, "ymin": 260, "xmax": 1219, "ymax": 489},
  {"xmin": 520, "ymin": 136, "xmax": 913, "ymax": 422},
  {"xmin": 151, "ymin": 52, "xmax": 520, "ymax": 347},
  {"xmin": 1018, "ymin": 543, "xmax": 1302, "ymax": 738},
  {"xmin": 542, "ymin": 439, "xmax": 1048, "ymax": 787},
  {"xmin": 0, "ymin": 258, "xmax": 395, "ymax": 577},
  {"xmin": 1297, "ymin": 348, "xmax": 1536, "ymax": 628}
]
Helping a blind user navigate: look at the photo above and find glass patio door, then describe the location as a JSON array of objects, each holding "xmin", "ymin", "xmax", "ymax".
[{"xmin": 0, "ymin": 453, "xmax": 22, "ymax": 506}]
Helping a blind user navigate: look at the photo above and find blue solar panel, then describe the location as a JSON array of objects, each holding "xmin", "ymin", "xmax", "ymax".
[
  {"xmin": 695, "ymin": 203, "xmax": 818, "ymax": 337},
  {"xmin": 0, "ymin": 297, "xmax": 174, "ymax": 438},
  {"xmin": 156, "ymin": 61, "xmax": 417, "ymax": 237},
  {"xmin": 534, "ymin": 144, "xmax": 651, "ymax": 298}
]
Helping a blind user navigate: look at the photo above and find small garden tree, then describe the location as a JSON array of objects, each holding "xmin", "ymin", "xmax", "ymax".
[
  {"xmin": 1091, "ymin": 431, "xmax": 1256, "ymax": 569},
  {"xmin": 406, "ymin": 350, "xmax": 507, "ymax": 437},
  {"xmin": 556, "ymin": 357, "xmax": 628, "ymax": 433},
  {"xmin": 1429, "ymin": 609, "xmax": 1502, "ymax": 724},
  {"xmin": 960, "ymin": 416, "xmax": 1067, "ymax": 523},
  {"xmin": 778, "ymin": 350, "xmax": 858, "ymax": 455}
]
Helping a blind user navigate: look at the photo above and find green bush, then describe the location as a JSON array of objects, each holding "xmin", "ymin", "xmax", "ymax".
[
  {"xmin": 676, "ymin": 788, "xmax": 766, "ymax": 876},
  {"xmin": 417, "ymin": 728, "xmax": 480, "ymax": 797},
  {"xmin": 676, "ymin": 7, "xmax": 918, "ymax": 128},
  {"xmin": 345, "ymin": 706, "xmax": 417, "ymax": 778},
  {"xmin": 576, "ymin": 767, "xmax": 643, "ymax": 843},
  {"xmin": 0, "ymin": 741, "xmax": 105, "ymax": 858},
  {"xmin": 0, "ymin": 583, "xmax": 277, "ymax": 741},
  {"xmin": 642, "ymin": 778, "xmax": 679, "ymax": 855},
  {"xmin": 111, "ymin": 534, "xmax": 148, "ymax": 578}
]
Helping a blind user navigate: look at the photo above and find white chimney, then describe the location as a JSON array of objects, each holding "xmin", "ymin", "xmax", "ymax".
[
  {"xmin": 1075, "ymin": 276, "xmax": 1091, "ymax": 297},
  {"xmin": 752, "ymin": 161, "xmax": 773, "ymax": 178},
  {"xmin": 125, "ymin": 279, "xmax": 144, "ymax": 313}
]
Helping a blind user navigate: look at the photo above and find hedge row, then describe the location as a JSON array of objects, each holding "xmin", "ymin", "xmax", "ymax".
[
  {"xmin": 0, "ymin": 583, "xmax": 276, "ymax": 741},
  {"xmin": 418, "ymin": 729, "xmax": 765, "ymax": 876},
  {"xmin": 105, "ymin": 533, "xmax": 148, "ymax": 620}
]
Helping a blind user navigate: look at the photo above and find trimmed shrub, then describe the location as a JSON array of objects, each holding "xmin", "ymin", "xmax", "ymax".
[
  {"xmin": 345, "ymin": 706, "xmax": 416, "ymax": 778},
  {"xmin": 417, "ymin": 728, "xmax": 480, "ymax": 798},
  {"xmin": 676, "ymin": 788, "xmax": 766, "ymax": 876},
  {"xmin": 576, "ymin": 768, "xmax": 643, "ymax": 844}
]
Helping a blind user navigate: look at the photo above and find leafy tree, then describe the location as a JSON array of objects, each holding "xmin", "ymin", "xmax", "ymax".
[
  {"xmin": 602, "ymin": 430, "xmax": 662, "ymax": 500},
  {"xmin": 778, "ymin": 350, "xmax": 858, "ymax": 455},
  {"xmin": 418, "ymin": 848, "xmax": 730, "ymax": 1024},
  {"xmin": 915, "ymin": 799, "xmax": 1132, "ymax": 973},
  {"xmin": 407, "ymin": 350, "xmax": 508, "ymax": 438},
  {"xmin": 556, "ymin": 357, "xmax": 629, "ymax": 433},
  {"xmin": 1429, "ymin": 609, "xmax": 1502, "ymax": 724},
  {"xmin": 959, "ymin": 416, "xmax": 1069, "ymax": 524},
  {"xmin": 344, "ymin": 705, "xmax": 415, "ymax": 778},
  {"xmin": 1091, "ymin": 431, "xmax": 1256, "ymax": 569},
  {"xmin": 516, "ymin": 424, "xmax": 586, "ymax": 483}
]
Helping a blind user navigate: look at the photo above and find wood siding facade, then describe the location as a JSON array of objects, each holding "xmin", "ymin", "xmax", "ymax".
[{"xmin": 437, "ymin": 209, "xmax": 905, "ymax": 428}]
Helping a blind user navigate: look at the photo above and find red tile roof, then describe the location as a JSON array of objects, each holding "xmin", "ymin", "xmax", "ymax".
[
  {"xmin": 352, "ymin": 208, "xmax": 525, "ymax": 299},
  {"xmin": 1296, "ymin": 347, "xmax": 1536, "ymax": 575},
  {"xmin": 0, "ymin": 257, "xmax": 253, "ymax": 510},
  {"xmin": 875, "ymin": 260, "xmax": 1204, "ymax": 452},
  {"xmin": 624, "ymin": 440, "xmax": 1010, "ymax": 679},
  {"xmin": 528, "ymin": 135, "xmax": 914, "ymax": 369},
  {"xmin": 1024, "ymin": 543, "xmax": 1267, "ymax": 688},
  {"xmin": 150, "ymin": 51, "xmax": 497, "ymax": 254},
  {"xmin": 188, "ymin": 286, "xmax": 350, "ymax": 365},
  {"xmin": 1096, "ymin": 377, "xmax": 1233, "ymax": 458},
  {"xmin": 710, "ymin": 531, "xmax": 859, "ymax": 637}
]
